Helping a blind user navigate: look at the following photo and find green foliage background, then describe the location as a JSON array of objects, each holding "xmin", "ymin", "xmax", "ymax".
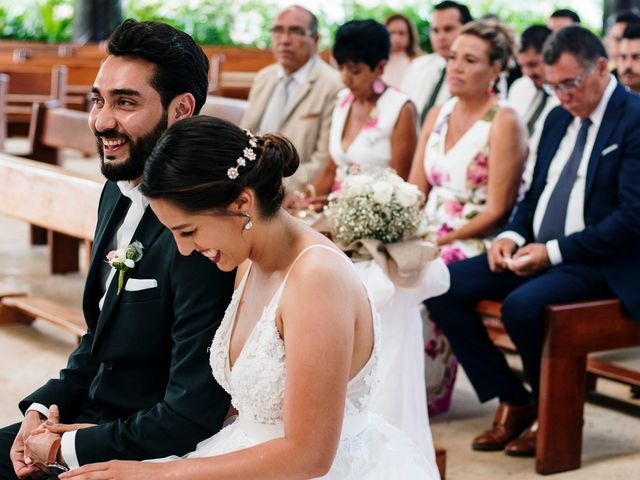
[{"xmin": 0, "ymin": 0, "xmax": 596, "ymax": 47}]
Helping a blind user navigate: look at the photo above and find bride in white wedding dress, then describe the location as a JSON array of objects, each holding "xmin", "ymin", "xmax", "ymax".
[{"xmin": 60, "ymin": 116, "xmax": 440, "ymax": 480}]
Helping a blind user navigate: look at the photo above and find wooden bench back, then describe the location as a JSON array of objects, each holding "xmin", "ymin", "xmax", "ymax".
[
  {"xmin": 0, "ymin": 64, "xmax": 67, "ymax": 98},
  {"xmin": 0, "ymin": 153, "xmax": 102, "ymax": 240},
  {"xmin": 0, "ymin": 56, "xmax": 101, "ymax": 110},
  {"xmin": 0, "ymin": 40, "xmax": 105, "ymax": 57},
  {"xmin": 200, "ymin": 95, "xmax": 248, "ymax": 125},
  {"xmin": 27, "ymin": 101, "xmax": 95, "ymax": 165},
  {"xmin": 0, "ymin": 64, "xmax": 68, "ymax": 134}
]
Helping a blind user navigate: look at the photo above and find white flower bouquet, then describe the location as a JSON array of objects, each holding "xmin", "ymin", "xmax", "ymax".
[
  {"xmin": 318, "ymin": 167, "xmax": 441, "ymax": 305},
  {"xmin": 324, "ymin": 167, "xmax": 424, "ymax": 245}
]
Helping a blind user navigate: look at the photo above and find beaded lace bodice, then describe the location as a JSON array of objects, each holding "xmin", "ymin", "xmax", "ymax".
[{"xmin": 208, "ymin": 245, "xmax": 380, "ymax": 425}]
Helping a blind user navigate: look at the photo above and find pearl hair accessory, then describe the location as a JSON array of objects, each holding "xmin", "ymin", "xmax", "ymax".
[{"xmin": 227, "ymin": 130, "xmax": 259, "ymax": 180}]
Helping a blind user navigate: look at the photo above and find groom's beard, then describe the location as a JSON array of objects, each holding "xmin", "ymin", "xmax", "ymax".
[{"xmin": 98, "ymin": 112, "xmax": 168, "ymax": 182}]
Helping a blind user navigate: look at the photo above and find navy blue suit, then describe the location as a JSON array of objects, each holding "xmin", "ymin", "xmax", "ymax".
[{"xmin": 426, "ymin": 83, "xmax": 640, "ymax": 404}]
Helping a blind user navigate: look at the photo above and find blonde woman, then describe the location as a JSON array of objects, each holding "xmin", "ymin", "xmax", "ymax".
[{"xmin": 408, "ymin": 19, "xmax": 527, "ymax": 415}]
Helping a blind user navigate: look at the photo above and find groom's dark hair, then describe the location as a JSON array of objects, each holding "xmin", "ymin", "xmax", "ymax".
[{"xmin": 107, "ymin": 19, "xmax": 209, "ymax": 114}]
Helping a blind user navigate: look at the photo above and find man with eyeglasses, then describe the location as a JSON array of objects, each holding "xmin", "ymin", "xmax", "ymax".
[
  {"xmin": 426, "ymin": 25, "xmax": 640, "ymax": 458},
  {"xmin": 508, "ymin": 25, "xmax": 558, "ymax": 189},
  {"xmin": 240, "ymin": 5, "xmax": 342, "ymax": 191}
]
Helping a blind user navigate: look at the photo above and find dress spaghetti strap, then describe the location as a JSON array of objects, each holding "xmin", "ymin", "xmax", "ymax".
[{"xmin": 281, "ymin": 244, "xmax": 347, "ymax": 285}]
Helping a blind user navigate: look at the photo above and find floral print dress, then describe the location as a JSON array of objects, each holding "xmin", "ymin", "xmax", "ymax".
[{"xmin": 422, "ymin": 96, "xmax": 500, "ymax": 415}]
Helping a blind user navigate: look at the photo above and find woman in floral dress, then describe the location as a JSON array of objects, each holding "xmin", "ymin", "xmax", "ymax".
[{"xmin": 409, "ymin": 20, "xmax": 527, "ymax": 415}]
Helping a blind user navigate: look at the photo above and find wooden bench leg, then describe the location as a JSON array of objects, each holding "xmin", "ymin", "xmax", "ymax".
[
  {"xmin": 435, "ymin": 446, "xmax": 446, "ymax": 480},
  {"xmin": 49, "ymin": 231, "xmax": 80, "ymax": 273},
  {"xmin": 30, "ymin": 225, "xmax": 47, "ymax": 245},
  {"xmin": 536, "ymin": 354, "xmax": 586, "ymax": 474},
  {"xmin": 585, "ymin": 371, "xmax": 597, "ymax": 394},
  {"xmin": 0, "ymin": 303, "xmax": 34, "ymax": 325}
]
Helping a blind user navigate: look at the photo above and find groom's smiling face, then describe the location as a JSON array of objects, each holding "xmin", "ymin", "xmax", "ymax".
[{"xmin": 89, "ymin": 55, "xmax": 167, "ymax": 182}]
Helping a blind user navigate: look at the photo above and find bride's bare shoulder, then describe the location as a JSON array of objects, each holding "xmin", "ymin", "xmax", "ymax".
[{"xmin": 286, "ymin": 244, "xmax": 362, "ymax": 300}]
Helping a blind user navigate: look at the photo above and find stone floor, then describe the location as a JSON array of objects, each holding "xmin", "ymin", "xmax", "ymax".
[{"xmin": 1, "ymin": 141, "xmax": 640, "ymax": 479}]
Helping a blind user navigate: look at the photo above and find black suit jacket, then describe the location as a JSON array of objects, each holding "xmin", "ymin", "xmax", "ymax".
[
  {"xmin": 504, "ymin": 82, "xmax": 640, "ymax": 320},
  {"xmin": 20, "ymin": 181, "xmax": 234, "ymax": 463}
]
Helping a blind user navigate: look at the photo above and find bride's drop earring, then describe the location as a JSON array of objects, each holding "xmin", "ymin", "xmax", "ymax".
[{"xmin": 241, "ymin": 212, "xmax": 253, "ymax": 230}]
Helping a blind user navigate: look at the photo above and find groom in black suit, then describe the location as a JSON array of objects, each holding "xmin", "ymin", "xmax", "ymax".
[
  {"xmin": 427, "ymin": 26, "xmax": 640, "ymax": 457},
  {"xmin": 0, "ymin": 20, "xmax": 234, "ymax": 478}
]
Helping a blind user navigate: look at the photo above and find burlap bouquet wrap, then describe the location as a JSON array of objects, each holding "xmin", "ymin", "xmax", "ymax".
[
  {"xmin": 336, "ymin": 238, "xmax": 439, "ymax": 289},
  {"xmin": 311, "ymin": 167, "xmax": 449, "ymax": 306}
]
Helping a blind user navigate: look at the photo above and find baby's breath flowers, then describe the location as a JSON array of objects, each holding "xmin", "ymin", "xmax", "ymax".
[{"xmin": 324, "ymin": 168, "xmax": 424, "ymax": 245}]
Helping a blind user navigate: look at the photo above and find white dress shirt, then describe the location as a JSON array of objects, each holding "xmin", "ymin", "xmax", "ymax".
[
  {"xmin": 258, "ymin": 55, "xmax": 316, "ymax": 134},
  {"xmin": 499, "ymin": 76, "xmax": 617, "ymax": 264},
  {"xmin": 507, "ymin": 76, "xmax": 559, "ymax": 189},
  {"xmin": 400, "ymin": 54, "xmax": 450, "ymax": 117},
  {"xmin": 27, "ymin": 180, "xmax": 149, "ymax": 469}
]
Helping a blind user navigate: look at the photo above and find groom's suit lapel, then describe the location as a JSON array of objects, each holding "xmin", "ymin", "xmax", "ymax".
[
  {"xmin": 93, "ymin": 205, "xmax": 166, "ymax": 347},
  {"xmin": 84, "ymin": 190, "xmax": 131, "ymax": 326}
]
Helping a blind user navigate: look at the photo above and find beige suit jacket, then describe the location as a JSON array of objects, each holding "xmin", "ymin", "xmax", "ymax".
[{"xmin": 241, "ymin": 57, "xmax": 343, "ymax": 189}]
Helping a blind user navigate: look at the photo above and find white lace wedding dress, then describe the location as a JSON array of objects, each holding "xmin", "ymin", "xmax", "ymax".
[{"xmin": 151, "ymin": 245, "xmax": 440, "ymax": 479}]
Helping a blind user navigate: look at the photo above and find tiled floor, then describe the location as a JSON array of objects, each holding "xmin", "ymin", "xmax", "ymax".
[{"xmin": 1, "ymin": 142, "xmax": 640, "ymax": 479}]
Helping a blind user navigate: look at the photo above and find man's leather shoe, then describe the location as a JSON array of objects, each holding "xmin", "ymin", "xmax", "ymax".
[
  {"xmin": 505, "ymin": 420, "xmax": 537, "ymax": 457},
  {"xmin": 471, "ymin": 402, "xmax": 536, "ymax": 451}
]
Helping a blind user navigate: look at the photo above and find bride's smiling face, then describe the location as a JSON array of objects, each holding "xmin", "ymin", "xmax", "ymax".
[{"xmin": 150, "ymin": 197, "xmax": 250, "ymax": 272}]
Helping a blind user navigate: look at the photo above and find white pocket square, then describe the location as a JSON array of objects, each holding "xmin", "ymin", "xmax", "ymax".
[
  {"xmin": 124, "ymin": 278, "xmax": 158, "ymax": 292},
  {"xmin": 601, "ymin": 144, "xmax": 618, "ymax": 156}
]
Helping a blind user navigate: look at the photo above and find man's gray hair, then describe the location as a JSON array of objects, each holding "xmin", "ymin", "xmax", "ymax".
[
  {"xmin": 542, "ymin": 25, "xmax": 607, "ymax": 68},
  {"xmin": 283, "ymin": 5, "xmax": 319, "ymax": 34}
]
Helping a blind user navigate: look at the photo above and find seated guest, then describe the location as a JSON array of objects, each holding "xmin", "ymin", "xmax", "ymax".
[
  {"xmin": 382, "ymin": 13, "xmax": 422, "ymax": 89},
  {"xmin": 402, "ymin": 1, "xmax": 473, "ymax": 126},
  {"xmin": 604, "ymin": 10, "xmax": 640, "ymax": 76},
  {"xmin": 508, "ymin": 25, "xmax": 558, "ymax": 188},
  {"xmin": 241, "ymin": 5, "xmax": 342, "ymax": 190},
  {"xmin": 408, "ymin": 19, "xmax": 526, "ymax": 415},
  {"xmin": 619, "ymin": 24, "xmax": 640, "ymax": 92},
  {"xmin": 426, "ymin": 26, "xmax": 640, "ymax": 457},
  {"xmin": 300, "ymin": 19, "xmax": 416, "ymax": 200},
  {"xmin": 547, "ymin": 9, "xmax": 580, "ymax": 31}
]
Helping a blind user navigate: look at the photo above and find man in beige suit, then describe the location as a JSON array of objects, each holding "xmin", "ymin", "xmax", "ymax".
[{"xmin": 241, "ymin": 5, "xmax": 342, "ymax": 189}]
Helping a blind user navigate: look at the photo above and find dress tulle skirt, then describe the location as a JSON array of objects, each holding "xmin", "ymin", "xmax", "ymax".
[{"xmin": 150, "ymin": 412, "xmax": 440, "ymax": 479}]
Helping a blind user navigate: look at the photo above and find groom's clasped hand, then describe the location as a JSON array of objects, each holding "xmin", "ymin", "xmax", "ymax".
[{"xmin": 17, "ymin": 405, "xmax": 95, "ymax": 476}]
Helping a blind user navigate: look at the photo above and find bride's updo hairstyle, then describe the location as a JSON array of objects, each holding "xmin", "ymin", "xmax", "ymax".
[{"xmin": 140, "ymin": 116, "xmax": 299, "ymax": 218}]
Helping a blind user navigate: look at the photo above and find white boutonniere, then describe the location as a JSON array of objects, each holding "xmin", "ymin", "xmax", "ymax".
[{"xmin": 106, "ymin": 241, "xmax": 144, "ymax": 294}]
